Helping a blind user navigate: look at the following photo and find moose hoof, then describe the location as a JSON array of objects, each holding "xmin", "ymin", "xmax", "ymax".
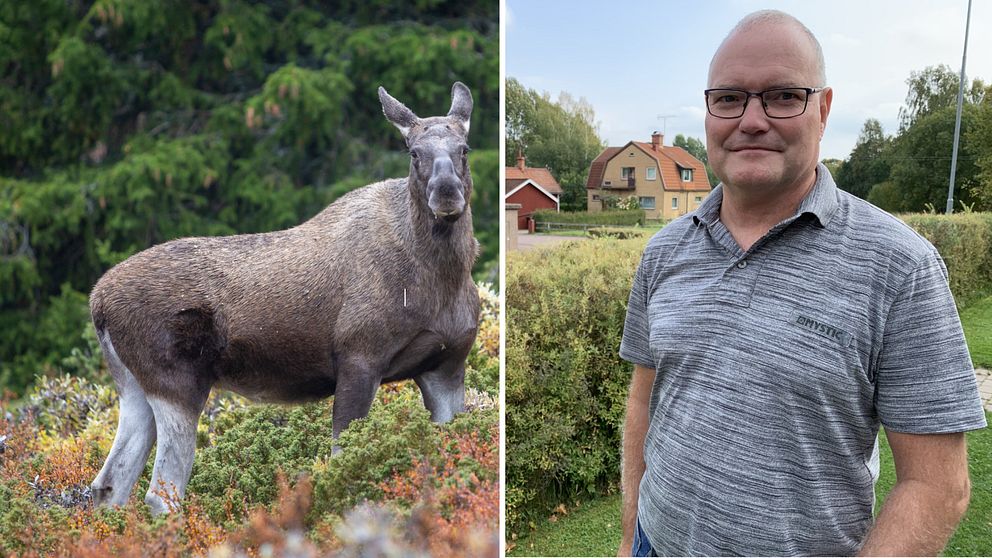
[
  {"xmin": 144, "ymin": 492, "xmax": 171, "ymax": 516},
  {"xmin": 90, "ymin": 485, "xmax": 112, "ymax": 507}
]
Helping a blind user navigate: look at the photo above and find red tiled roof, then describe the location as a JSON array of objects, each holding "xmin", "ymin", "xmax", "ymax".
[
  {"xmin": 505, "ymin": 165, "xmax": 563, "ymax": 194},
  {"xmin": 585, "ymin": 147, "xmax": 623, "ymax": 189},
  {"xmin": 631, "ymin": 142, "xmax": 712, "ymax": 192}
]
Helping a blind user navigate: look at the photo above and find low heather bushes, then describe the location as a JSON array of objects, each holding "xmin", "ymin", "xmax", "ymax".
[{"xmin": 0, "ymin": 283, "xmax": 500, "ymax": 557}]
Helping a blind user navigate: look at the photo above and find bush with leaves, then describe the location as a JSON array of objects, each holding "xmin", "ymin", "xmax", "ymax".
[{"xmin": 505, "ymin": 237, "xmax": 644, "ymax": 535}]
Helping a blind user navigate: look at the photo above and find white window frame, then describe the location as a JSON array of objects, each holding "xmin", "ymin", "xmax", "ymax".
[
  {"xmin": 639, "ymin": 196, "xmax": 655, "ymax": 209},
  {"xmin": 646, "ymin": 167, "xmax": 657, "ymax": 180},
  {"xmin": 621, "ymin": 167, "xmax": 635, "ymax": 180},
  {"xmin": 671, "ymin": 197, "xmax": 678, "ymax": 209},
  {"xmin": 695, "ymin": 196, "xmax": 703, "ymax": 204},
  {"xmin": 681, "ymin": 168, "xmax": 693, "ymax": 182}
]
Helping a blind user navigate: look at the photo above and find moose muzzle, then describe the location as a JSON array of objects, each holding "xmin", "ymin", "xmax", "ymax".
[{"xmin": 427, "ymin": 157, "xmax": 466, "ymax": 222}]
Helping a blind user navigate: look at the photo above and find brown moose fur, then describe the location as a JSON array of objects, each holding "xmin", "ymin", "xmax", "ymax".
[{"xmin": 89, "ymin": 83, "xmax": 481, "ymax": 514}]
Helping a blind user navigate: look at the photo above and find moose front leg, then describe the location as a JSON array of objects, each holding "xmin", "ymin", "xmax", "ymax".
[
  {"xmin": 414, "ymin": 365, "xmax": 466, "ymax": 424},
  {"xmin": 332, "ymin": 355, "xmax": 381, "ymax": 439}
]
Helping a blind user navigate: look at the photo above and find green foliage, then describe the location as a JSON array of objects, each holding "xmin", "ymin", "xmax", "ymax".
[
  {"xmin": 835, "ymin": 118, "xmax": 893, "ymax": 200},
  {"xmin": 587, "ymin": 227, "xmax": 652, "ymax": 240},
  {"xmin": 887, "ymin": 105, "xmax": 984, "ymax": 212},
  {"xmin": 469, "ymin": 149, "xmax": 499, "ymax": 284},
  {"xmin": 673, "ymin": 134, "xmax": 718, "ymax": 187},
  {"xmin": 505, "ymin": 77, "xmax": 605, "ymax": 211},
  {"xmin": 0, "ymin": 3, "xmax": 498, "ymax": 396},
  {"xmin": 531, "ymin": 209, "xmax": 644, "ymax": 227},
  {"xmin": 189, "ymin": 402, "xmax": 338, "ymax": 522},
  {"xmin": 20, "ymin": 373, "xmax": 116, "ymax": 436},
  {"xmin": 898, "ymin": 64, "xmax": 986, "ymax": 131},
  {"xmin": 505, "ymin": 238, "xmax": 645, "ymax": 533},
  {"xmin": 899, "ymin": 213, "xmax": 992, "ymax": 307},
  {"xmin": 311, "ymin": 392, "xmax": 441, "ymax": 519}
]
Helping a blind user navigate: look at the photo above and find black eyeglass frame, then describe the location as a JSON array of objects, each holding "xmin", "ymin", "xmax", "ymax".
[{"xmin": 703, "ymin": 87, "xmax": 826, "ymax": 119}]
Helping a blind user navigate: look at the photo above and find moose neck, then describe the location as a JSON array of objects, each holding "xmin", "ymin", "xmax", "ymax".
[{"xmin": 406, "ymin": 176, "xmax": 476, "ymax": 284}]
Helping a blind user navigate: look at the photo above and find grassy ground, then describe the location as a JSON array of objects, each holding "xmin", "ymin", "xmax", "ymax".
[
  {"xmin": 510, "ymin": 415, "xmax": 992, "ymax": 557},
  {"xmin": 961, "ymin": 295, "xmax": 992, "ymax": 368}
]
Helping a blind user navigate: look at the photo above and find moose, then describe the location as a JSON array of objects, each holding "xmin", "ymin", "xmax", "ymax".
[{"xmin": 89, "ymin": 83, "xmax": 481, "ymax": 515}]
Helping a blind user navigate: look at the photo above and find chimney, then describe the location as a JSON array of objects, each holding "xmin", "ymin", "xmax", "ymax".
[
  {"xmin": 651, "ymin": 131, "xmax": 662, "ymax": 150},
  {"xmin": 516, "ymin": 147, "xmax": 525, "ymax": 170}
]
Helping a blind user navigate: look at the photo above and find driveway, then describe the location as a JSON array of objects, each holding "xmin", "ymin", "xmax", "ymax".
[{"xmin": 515, "ymin": 231, "xmax": 586, "ymax": 252}]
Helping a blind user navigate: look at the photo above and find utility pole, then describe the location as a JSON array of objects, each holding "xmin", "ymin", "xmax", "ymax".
[{"xmin": 946, "ymin": 0, "xmax": 972, "ymax": 214}]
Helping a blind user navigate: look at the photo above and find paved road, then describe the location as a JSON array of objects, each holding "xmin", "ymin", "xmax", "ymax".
[
  {"xmin": 514, "ymin": 231, "xmax": 586, "ymax": 252},
  {"xmin": 977, "ymin": 368, "xmax": 992, "ymax": 412}
]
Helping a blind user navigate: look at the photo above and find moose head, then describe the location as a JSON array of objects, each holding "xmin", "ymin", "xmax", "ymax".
[{"xmin": 378, "ymin": 82, "xmax": 474, "ymax": 223}]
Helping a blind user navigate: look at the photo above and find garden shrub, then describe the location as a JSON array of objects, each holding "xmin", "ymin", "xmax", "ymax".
[
  {"xmin": 505, "ymin": 237, "xmax": 645, "ymax": 534},
  {"xmin": 900, "ymin": 212, "xmax": 992, "ymax": 306},
  {"xmin": 587, "ymin": 227, "xmax": 652, "ymax": 240},
  {"xmin": 531, "ymin": 209, "xmax": 644, "ymax": 228}
]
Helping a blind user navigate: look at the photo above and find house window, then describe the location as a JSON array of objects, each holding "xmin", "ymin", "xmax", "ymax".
[
  {"xmin": 671, "ymin": 197, "xmax": 678, "ymax": 209},
  {"xmin": 646, "ymin": 167, "xmax": 657, "ymax": 180},
  {"xmin": 681, "ymin": 168, "xmax": 693, "ymax": 182},
  {"xmin": 639, "ymin": 196, "xmax": 656, "ymax": 209},
  {"xmin": 592, "ymin": 195, "xmax": 601, "ymax": 201},
  {"xmin": 695, "ymin": 196, "xmax": 703, "ymax": 204},
  {"xmin": 621, "ymin": 167, "xmax": 635, "ymax": 179}
]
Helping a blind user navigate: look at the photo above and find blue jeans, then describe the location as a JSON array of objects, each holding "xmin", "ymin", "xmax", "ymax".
[{"xmin": 632, "ymin": 518, "xmax": 657, "ymax": 557}]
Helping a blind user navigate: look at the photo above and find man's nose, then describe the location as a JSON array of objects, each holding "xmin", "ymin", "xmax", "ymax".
[{"xmin": 738, "ymin": 97, "xmax": 771, "ymax": 133}]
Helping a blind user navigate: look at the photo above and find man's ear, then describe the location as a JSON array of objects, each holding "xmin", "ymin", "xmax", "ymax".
[{"xmin": 819, "ymin": 87, "xmax": 833, "ymax": 139}]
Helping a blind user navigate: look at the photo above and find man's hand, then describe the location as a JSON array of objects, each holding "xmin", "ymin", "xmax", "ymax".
[
  {"xmin": 617, "ymin": 365, "xmax": 656, "ymax": 557},
  {"xmin": 858, "ymin": 430, "xmax": 971, "ymax": 556}
]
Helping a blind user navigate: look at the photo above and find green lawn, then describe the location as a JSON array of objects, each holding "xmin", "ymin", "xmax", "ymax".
[
  {"xmin": 510, "ymin": 415, "xmax": 992, "ymax": 557},
  {"xmin": 961, "ymin": 295, "xmax": 992, "ymax": 369}
]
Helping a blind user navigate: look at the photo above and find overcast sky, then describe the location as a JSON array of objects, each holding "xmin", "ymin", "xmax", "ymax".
[{"xmin": 505, "ymin": 0, "xmax": 992, "ymax": 161}]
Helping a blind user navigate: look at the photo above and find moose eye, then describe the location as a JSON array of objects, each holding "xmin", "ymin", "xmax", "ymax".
[
  {"xmin": 461, "ymin": 146, "xmax": 470, "ymax": 158},
  {"xmin": 409, "ymin": 150, "xmax": 419, "ymax": 160}
]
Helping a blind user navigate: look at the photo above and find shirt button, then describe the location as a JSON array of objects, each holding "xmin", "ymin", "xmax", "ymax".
[{"xmin": 737, "ymin": 260, "xmax": 748, "ymax": 269}]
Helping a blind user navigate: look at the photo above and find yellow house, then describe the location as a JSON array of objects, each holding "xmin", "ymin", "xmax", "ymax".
[{"xmin": 586, "ymin": 132, "xmax": 713, "ymax": 220}]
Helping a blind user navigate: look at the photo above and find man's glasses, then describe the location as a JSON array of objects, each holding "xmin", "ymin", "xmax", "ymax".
[{"xmin": 704, "ymin": 87, "xmax": 825, "ymax": 119}]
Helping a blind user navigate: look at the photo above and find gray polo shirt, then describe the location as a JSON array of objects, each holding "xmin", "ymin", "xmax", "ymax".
[{"xmin": 619, "ymin": 164, "xmax": 987, "ymax": 556}]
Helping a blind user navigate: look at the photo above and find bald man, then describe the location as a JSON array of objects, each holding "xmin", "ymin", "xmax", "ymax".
[{"xmin": 618, "ymin": 10, "xmax": 986, "ymax": 557}]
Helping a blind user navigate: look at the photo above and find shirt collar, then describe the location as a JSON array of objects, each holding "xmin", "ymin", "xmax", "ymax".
[{"xmin": 692, "ymin": 162, "xmax": 840, "ymax": 228}]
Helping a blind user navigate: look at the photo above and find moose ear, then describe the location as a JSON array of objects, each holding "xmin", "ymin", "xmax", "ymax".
[
  {"xmin": 378, "ymin": 86, "xmax": 419, "ymax": 138},
  {"xmin": 447, "ymin": 82, "xmax": 473, "ymax": 134}
]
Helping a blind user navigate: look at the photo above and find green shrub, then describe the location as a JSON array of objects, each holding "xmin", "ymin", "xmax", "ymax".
[
  {"xmin": 531, "ymin": 209, "xmax": 644, "ymax": 228},
  {"xmin": 505, "ymin": 237, "xmax": 645, "ymax": 533},
  {"xmin": 900, "ymin": 212, "xmax": 992, "ymax": 306},
  {"xmin": 586, "ymin": 227, "xmax": 652, "ymax": 240},
  {"xmin": 310, "ymin": 389, "xmax": 441, "ymax": 519},
  {"xmin": 188, "ymin": 402, "xmax": 338, "ymax": 522}
]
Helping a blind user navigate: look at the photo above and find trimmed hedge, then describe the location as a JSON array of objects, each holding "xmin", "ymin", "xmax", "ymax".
[
  {"xmin": 900, "ymin": 213, "xmax": 992, "ymax": 307},
  {"xmin": 505, "ymin": 237, "xmax": 645, "ymax": 535},
  {"xmin": 587, "ymin": 227, "xmax": 653, "ymax": 240},
  {"xmin": 532, "ymin": 209, "xmax": 644, "ymax": 227}
]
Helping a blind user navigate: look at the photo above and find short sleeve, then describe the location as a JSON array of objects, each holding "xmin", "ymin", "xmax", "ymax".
[
  {"xmin": 875, "ymin": 249, "xmax": 988, "ymax": 433},
  {"xmin": 619, "ymin": 248, "xmax": 656, "ymax": 369}
]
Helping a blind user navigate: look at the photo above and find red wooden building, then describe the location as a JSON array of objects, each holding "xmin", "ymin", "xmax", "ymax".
[{"xmin": 505, "ymin": 154, "xmax": 562, "ymax": 229}]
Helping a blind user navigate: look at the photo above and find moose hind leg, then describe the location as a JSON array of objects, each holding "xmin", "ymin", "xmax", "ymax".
[
  {"xmin": 92, "ymin": 333, "xmax": 157, "ymax": 507},
  {"xmin": 144, "ymin": 394, "xmax": 208, "ymax": 515},
  {"xmin": 414, "ymin": 363, "xmax": 466, "ymax": 424}
]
